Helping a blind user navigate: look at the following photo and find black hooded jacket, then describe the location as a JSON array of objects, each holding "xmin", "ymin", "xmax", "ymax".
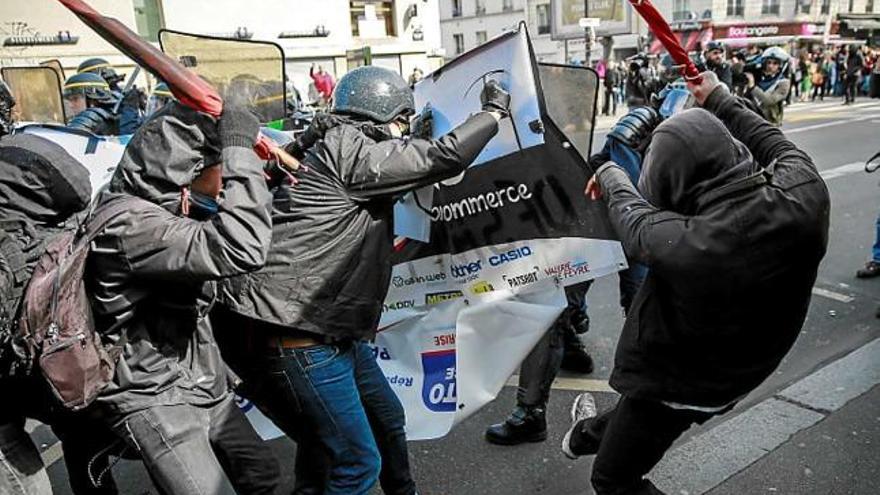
[
  {"xmin": 220, "ymin": 112, "xmax": 499, "ymax": 340},
  {"xmin": 86, "ymin": 103, "xmax": 272, "ymax": 415},
  {"xmin": 1, "ymin": 134, "xmax": 91, "ymax": 366},
  {"xmin": 593, "ymin": 88, "xmax": 829, "ymax": 407}
]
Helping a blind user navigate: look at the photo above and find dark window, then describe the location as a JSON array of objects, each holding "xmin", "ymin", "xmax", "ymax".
[
  {"xmin": 475, "ymin": 30, "xmax": 487, "ymax": 45},
  {"xmin": 795, "ymin": 0, "xmax": 811, "ymax": 14},
  {"xmin": 452, "ymin": 0, "xmax": 462, "ymax": 17},
  {"xmin": 762, "ymin": 0, "xmax": 780, "ymax": 15},
  {"xmin": 673, "ymin": 0, "xmax": 691, "ymax": 20},
  {"xmin": 537, "ymin": 4, "xmax": 551, "ymax": 34},
  {"xmin": 726, "ymin": 0, "xmax": 744, "ymax": 16},
  {"xmin": 476, "ymin": 0, "xmax": 486, "ymax": 14},
  {"xmin": 454, "ymin": 33, "xmax": 464, "ymax": 54},
  {"xmin": 503, "ymin": 0, "xmax": 514, "ymax": 11},
  {"xmin": 350, "ymin": 1, "xmax": 396, "ymax": 38},
  {"xmin": 821, "ymin": 0, "xmax": 830, "ymax": 14}
]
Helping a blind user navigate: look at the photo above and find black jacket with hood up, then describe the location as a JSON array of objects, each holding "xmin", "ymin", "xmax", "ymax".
[
  {"xmin": 86, "ymin": 103, "xmax": 273, "ymax": 415},
  {"xmin": 220, "ymin": 112, "xmax": 499, "ymax": 340},
  {"xmin": 593, "ymin": 87, "xmax": 829, "ymax": 407}
]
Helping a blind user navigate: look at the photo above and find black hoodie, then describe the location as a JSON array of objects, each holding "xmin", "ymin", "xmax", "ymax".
[{"xmin": 593, "ymin": 88, "xmax": 829, "ymax": 407}]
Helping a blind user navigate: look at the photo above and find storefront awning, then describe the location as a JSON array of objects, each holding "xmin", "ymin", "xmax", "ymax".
[
  {"xmin": 648, "ymin": 28, "xmax": 712, "ymax": 54},
  {"xmin": 843, "ymin": 19, "xmax": 880, "ymax": 31}
]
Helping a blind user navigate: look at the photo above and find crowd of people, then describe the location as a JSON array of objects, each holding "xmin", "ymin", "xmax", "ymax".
[
  {"xmin": 596, "ymin": 42, "xmax": 880, "ymax": 126},
  {"xmin": 0, "ymin": 42, "xmax": 834, "ymax": 495}
]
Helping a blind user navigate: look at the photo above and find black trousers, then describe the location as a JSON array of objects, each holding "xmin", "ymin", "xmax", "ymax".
[
  {"xmin": 845, "ymin": 77, "xmax": 858, "ymax": 103},
  {"xmin": 574, "ymin": 395, "xmax": 717, "ymax": 495}
]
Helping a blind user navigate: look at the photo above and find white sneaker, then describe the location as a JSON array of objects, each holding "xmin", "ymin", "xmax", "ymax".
[{"xmin": 561, "ymin": 392, "xmax": 598, "ymax": 460}]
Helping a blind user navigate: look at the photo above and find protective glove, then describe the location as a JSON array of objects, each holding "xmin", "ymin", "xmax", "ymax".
[
  {"xmin": 219, "ymin": 105, "xmax": 260, "ymax": 149},
  {"xmin": 411, "ymin": 103, "xmax": 434, "ymax": 139},
  {"xmin": 607, "ymin": 107, "xmax": 660, "ymax": 150},
  {"xmin": 284, "ymin": 112, "xmax": 345, "ymax": 159},
  {"xmin": 480, "ymin": 79, "xmax": 511, "ymax": 118}
]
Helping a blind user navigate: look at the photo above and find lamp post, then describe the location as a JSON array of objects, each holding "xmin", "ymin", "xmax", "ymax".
[{"xmin": 579, "ymin": 15, "xmax": 600, "ymax": 66}]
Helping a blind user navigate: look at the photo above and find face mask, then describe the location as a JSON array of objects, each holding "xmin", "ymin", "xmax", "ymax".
[{"xmin": 188, "ymin": 191, "xmax": 219, "ymax": 220}]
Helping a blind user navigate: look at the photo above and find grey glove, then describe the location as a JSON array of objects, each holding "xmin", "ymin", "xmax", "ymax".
[
  {"xmin": 411, "ymin": 103, "xmax": 434, "ymax": 139},
  {"xmin": 607, "ymin": 107, "xmax": 660, "ymax": 150},
  {"xmin": 480, "ymin": 79, "xmax": 511, "ymax": 117},
  {"xmin": 219, "ymin": 105, "xmax": 260, "ymax": 149}
]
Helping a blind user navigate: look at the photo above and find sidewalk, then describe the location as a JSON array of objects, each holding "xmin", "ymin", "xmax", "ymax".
[
  {"xmin": 650, "ymin": 337, "xmax": 880, "ymax": 495},
  {"xmin": 708, "ymin": 384, "xmax": 880, "ymax": 494}
]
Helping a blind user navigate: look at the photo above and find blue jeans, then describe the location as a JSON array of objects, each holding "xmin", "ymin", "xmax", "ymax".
[
  {"xmin": 873, "ymin": 212, "xmax": 880, "ymax": 262},
  {"xmin": 250, "ymin": 340, "xmax": 414, "ymax": 495}
]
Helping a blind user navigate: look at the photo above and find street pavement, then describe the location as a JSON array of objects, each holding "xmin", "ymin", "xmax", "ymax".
[{"xmin": 39, "ymin": 98, "xmax": 880, "ymax": 494}]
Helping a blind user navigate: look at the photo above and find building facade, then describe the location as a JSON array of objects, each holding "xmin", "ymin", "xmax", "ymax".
[{"xmin": 0, "ymin": 0, "xmax": 445, "ymax": 95}]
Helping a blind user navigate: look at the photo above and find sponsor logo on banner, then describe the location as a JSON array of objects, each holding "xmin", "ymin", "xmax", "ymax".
[
  {"xmin": 421, "ymin": 349, "xmax": 456, "ymax": 412},
  {"xmin": 488, "ymin": 246, "xmax": 533, "ymax": 266},
  {"xmin": 450, "ymin": 260, "xmax": 483, "ymax": 280},
  {"xmin": 471, "ymin": 280, "xmax": 494, "ymax": 293},
  {"xmin": 425, "ymin": 290, "xmax": 464, "ymax": 305},
  {"xmin": 544, "ymin": 258, "xmax": 590, "ymax": 280},
  {"xmin": 502, "ymin": 267, "xmax": 540, "ymax": 289},
  {"xmin": 382, "ymin": 300, "xmax": 416, "ymax": 312},
  {"xmin": 392, "ymin": 271, "xmax": 447, "ymax": 288},
  {"xmin": 431, "ymin": 184, "xmax": 533, "ymax": 222}
]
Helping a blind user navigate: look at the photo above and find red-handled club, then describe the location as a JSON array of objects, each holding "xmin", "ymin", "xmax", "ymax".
[{"xmin": 627, "ymin": 0, "xmax": 702, "ymax": 83}]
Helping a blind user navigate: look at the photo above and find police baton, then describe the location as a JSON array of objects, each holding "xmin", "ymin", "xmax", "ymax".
[{"xmin": 111, "ymin": 65, "xmax": 140, "ymax": 115}]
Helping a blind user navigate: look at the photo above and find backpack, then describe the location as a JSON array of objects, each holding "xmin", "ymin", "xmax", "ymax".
[
  {"xmin": 14, "ymin": 196, "xmax": 135, "ymax": 411},
  {"xmin": 0, "ymin": 229, "xmax": 28, "ymax": 371}
]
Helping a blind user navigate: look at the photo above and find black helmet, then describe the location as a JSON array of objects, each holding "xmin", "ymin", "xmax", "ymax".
[
  {"xmin": 0, "ymin": 80, "xmax": 15, "ymax": 137},
  {"xmin": 77, "ymin": 57, "xmax": 123, "ymax": 86},
  {"xmin": 146, "ymin": 82, "xmax": 175, "ymax": 116},
  {"xmin": 705, "ymin": 40, "xmax": 725, "ymax": 53},
  {"xmin": 331, "ymin": 66, "xmax": 414, "ymax": 123},
  {"xmin": 63, "ymin": 72, "xmax": 116, "ymax": 104}
]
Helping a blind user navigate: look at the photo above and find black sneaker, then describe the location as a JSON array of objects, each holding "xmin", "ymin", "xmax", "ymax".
[
  {"xmin": 561, "ymin": 393, "xmax": 598, "ymax": 459},
  {"xmin": 485, "ymin": 406, "xmax": 547, "ymax": 445},
  {"xmin": 857, "ymin": 261, "xmax": 880, "ymax": 278},
  {"xmin": 561, "ymin": 346, "xmax": 595, "ymax": 374}
]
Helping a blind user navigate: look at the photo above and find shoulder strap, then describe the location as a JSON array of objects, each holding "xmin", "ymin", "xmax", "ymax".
[{"xmin": 79, "ymin": 195, "xmax": 142, "ymax": 243}]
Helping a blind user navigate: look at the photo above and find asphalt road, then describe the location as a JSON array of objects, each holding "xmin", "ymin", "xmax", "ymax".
[{"xmin": 41, "ymin": 98, "xmax": 880, "ymax": 495}]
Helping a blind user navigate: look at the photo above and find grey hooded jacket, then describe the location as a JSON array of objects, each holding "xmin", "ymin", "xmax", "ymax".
[
  {"xmin": 86, "ymin": 103, "xmax": 272, "ymax": 415},
  {"xmin": 221, "ymin": 112, "xmax": 499, "ymax": 340},
  {"xmin": 594, "ymin": 88, "xmax": 829, "ymax": 407}
]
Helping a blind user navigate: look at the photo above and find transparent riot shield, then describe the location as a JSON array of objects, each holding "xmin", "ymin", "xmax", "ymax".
[
  {"xmin": 537, "ymin": 63, "xmax": 599, "ymax": 162},
  {"xmin": 0, "ymin": 66, "xmax": 66, "ymax": 124},
  {"xmin": 40, "ymin": 59, "xmax": 66, "ymax": 84},
  {"xmin": 158, "ymin": 29, "xmax": 286, "ymax": 123}
]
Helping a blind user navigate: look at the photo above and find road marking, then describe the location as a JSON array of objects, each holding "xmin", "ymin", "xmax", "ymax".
[
  {"xmin": 814, "ymin": 101, "xmax": 878, "ymax": 112},
  {"xmin": 811, "ymin": 286, "xmax": 855, "ymax": 303},
  {"xmin": 652, "ymin": 337, "xmax": 880, "ymax": 494},
  {"xmin": 786, "ymin": 113, "xmax": 880, "ymax": 134},
  {"xmin": 818, "ymin": 162, "xmax": 866, "ymax": 181},
  {"xmin": 506, "ymin": 375, "xmax": 614, "ymax": 393}
]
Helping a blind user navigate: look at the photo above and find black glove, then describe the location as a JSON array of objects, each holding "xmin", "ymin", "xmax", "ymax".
[
  {"xmin": 607, "ymin": 106, "xmax": 660, "ymax": 150},
  {"xmin": 411, "ymin": 104, "xmax": 433, "ymax": 139},
  {"xmin": 219, "ymin": 105, "xmax": 260, "ymax": 149},
  {"xmin": 480, "ymin": 79, "xmax": 511, "ymax": 117},
  {"xmin": 284, "ymin": 112, "xmax": 345, "ymax": 159}
]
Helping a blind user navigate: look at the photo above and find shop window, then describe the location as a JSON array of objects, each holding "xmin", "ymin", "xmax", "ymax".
[
  {"xmin": 454, "ymin": 33, "xmax": 465, "ymax": 54},
  {"xmin": 673, "ymin": 0, "xmax": 692, "ymax": 20},
  {"xmin": 476, "ymin": 30, "xmax": 487, "ymax": 45},
  {"xmin": 351, "ymin": 1, "xmax": 396, "ymax": 38},
  {"xmin": 503, "ymin": 0, "xmax": 515, "ymax": 11},
  {"xmin": 452, "ymin": 0, "xmax": 462, "ymax": 17},
  {"xmin": 133, "ymin": 0, "xmax": 164, "ymax": 42},
  {"xmin": 726, "ymin": 0, "xmax": 744, "ymax": 16},
  {"xmin": 537, "ymin": 4, "xmax": 551, "ymax": 34},
  {"xmin": 761, "ymin": 0, "xmax": 780, "ymax": 15}
]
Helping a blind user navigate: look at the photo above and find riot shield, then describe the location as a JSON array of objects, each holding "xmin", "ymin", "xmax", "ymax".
[
  {"xmin": 0, "ymin": 66, "xmax": 66, "ymax": 124},
  {"xmin": 537, "ymin": 63, "xmax": 599, "ymax": 162},
  {"xmin": 158, "ymin": 29, "xmax": 287, "ymax": 123},
  {"xmin": 40, "ymin": 59, "xmax": 66, "ymax": 84}
]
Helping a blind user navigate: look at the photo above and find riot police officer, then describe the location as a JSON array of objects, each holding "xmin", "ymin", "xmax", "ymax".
[
  {"xmin": 145, "ymin": 81, "xmax": 175, "ymax": 117},
  {"xmin": 62, "ymin": 72, "xmax": 120, "ymax": 135},
  {"xmin": 76, "ymin": 58, "xmax": 143, "ymax": 134}
]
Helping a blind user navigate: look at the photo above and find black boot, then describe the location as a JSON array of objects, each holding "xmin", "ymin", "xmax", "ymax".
[
  {"xmin": 560, "ymin": 324, "xmax": 594, "ymax": 374},
  {"xmin": 484, "ymin": 406, "xmax": 547, "ymax": 445}
]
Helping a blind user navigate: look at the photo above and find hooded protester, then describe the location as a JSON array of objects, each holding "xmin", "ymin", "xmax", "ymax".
[
  {"xmin": 216, "ymin": 65, "xmax": 508, "ymax": 495},
  {"xmin": 744, "ymin": 46, "xmax": 791, "ymax": 126},
  {"xmin": 84, "ymin": 101, "xmax": 280, "ymax": 495},
  {"xmin": 561, "ymin": 71, "xmax": 829, "ymax": 494}
]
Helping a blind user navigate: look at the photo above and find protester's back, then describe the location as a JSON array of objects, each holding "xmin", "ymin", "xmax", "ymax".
[{"xmin": 611, "ymin": 96, "xmax": 829, "ymax": 407}]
